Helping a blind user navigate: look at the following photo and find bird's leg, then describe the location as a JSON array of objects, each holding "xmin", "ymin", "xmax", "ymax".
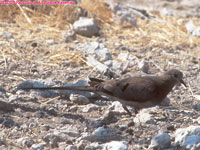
[
  {"xmin": 134, "ymin": 108, "xmax": 139, "ymax": 114},
  {"xmin": 134, "ymin": 108, "xmax": 143, "ymax": 127},
  {"xmin": 122, "ymin": 104, "xmax": 132, "ymax": 116}
]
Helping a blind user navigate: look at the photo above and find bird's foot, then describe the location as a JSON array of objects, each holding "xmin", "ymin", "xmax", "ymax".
[{"xmin": 122, "ymin": 104, "xmax": 132, "ymax": 117}]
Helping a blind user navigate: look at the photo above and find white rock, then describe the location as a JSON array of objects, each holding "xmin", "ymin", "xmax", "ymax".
[
  {"xmin": 18, "ymin": 79, "xmax": 59, "ymax": 98},
  {"xmin": 95, "ymin": 47, "xmax": 112, "ymax": 61},
  {"xmin": 85, "ymin": 143, "xmax": 103, "ymax": 150},
  {"xmin": 43, "ymin": 133, "xmax": 61, "ymax": 148},
  {"xmin": 174, "ymin": 126, "xmax": 200, "ymax": 146},
  {"xmin": 82, "ymin": 104, "xmax": 99, "ymax": 113},
  {"xmin": 46, "ymin": 39, "xmax": 55, "ymax": 45},
  {"xmin": 112, "ymin": 60, "xmax": 123, "ymax": 71},
  {"xmin": 118, "ymin": 52, "xmax": 136, "ymax": 62},
  {"xmin": 93, "ymin": 126, "xmax": 109, "ymax": 136},
  {"xmin": 73, "ymin": 17, "xmax": 99, "ymax": 37},
  {"xmin": 109, "ymin": 101, "xmax": 127, "ymax": 113},
  {"xmin": 8, "ymin": 95, "xmax": 18, "ymax": 102},
  {"xmin": 149, "ymin": 133, "xmax": 171, "ymax": 149},
  {"xmin": 134, "ymin": 109, "xmax": 156, "ymax": 124},
  {"xmin": 64, "ymin": 79, "xmax": 89, "ymax": 87},
  {"xmin": 80, "ymin": 126, "xmax": 123, "ymax": 142},
  {"xmin": 31, "ymin": 143, "xmax": 45, "ymax": 150},
  {"xmin": 192, "ymin": 26, "xmax": 200, "ymax": 37},
  {"xmin": 16, "ymin": 137, "xmax": 34, "ymax": 147},
  {"xmin": 117, "ymin": 52, "xmax": 129, "ymax": 61},
  {"xmin": 69, "ymin": 105, "xmax": 78, "ymax": 112},
  {"xmin": 77, "ymin": 42, "xmax": 112, "ymax": 61},
  {"xmin": 103, "ymin": 141, "xmax": 128, "ymax": 150},
  {"xmin": 160, "ymin": 8, "xmax": 173, "ymax": 16},
  {"xmin": 185, "ymin": 20, "xmax": 196, "ymax": 33},
  {"xmin": 70, "ymin": 94, "xmax": 90, "ymax": 105},
  {"xmin": 79, "ymin": 42, "xmax": 99, "ymax": 54},
  {"xmin": 53, "ymin": 128, "xmax": 80, "ymax": 137},
  {"xmin": 139, "ymin": 107, "xmax": 159, "ymax": 114},
  {"xmin": 86, "ymin": 55, "xmax": 110, "ymax": 74}
]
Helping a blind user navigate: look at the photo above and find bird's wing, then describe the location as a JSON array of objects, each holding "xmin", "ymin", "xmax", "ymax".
[
  {"xmin": 98, "ymin": 77, "xmax": 159, "ymax": 103},
  {"xmin": 89, "ymin": 77, "xmax": 105, "ymax": 87}
]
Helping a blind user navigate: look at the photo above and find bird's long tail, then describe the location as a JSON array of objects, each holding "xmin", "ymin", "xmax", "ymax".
[{"xmin": 21, "ymin": 86, "xmax": 96, "ymax": 93}]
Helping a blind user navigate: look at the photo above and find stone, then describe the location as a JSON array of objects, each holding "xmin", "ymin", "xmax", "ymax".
[
  {"xmin": 174, "ymin": 126, "xmax": 200, "ymax": 146},
  {"xmin": 103, "ymin": 141, "xmax": 128, "ymax": 150},
  {"xmin": 31, "ymin": 143, "xmax": 45, "ymax": 150},
  {"xmin": 134, "ymin": 109, "xmax": 156, "ymax": 124},
  {"xmin": 193, "ymin": 103, "xmax": 200, "ymax": 111},
  {"xmin": 160, "ymin": 8, "xmax": 173, "ymax": 16},
  {"xmin": 95, "ymin": 47, "xmax": 112, "ymax": 61},
  {"xmin": 69, "ymin": 105, "xmax": 78, "ymax": 112},
  {"xmin": 185, "ymin": 20, "xmax": 196, "ymax": 33},
  {"xmin": 86, "ymin": 55, "xmax": 112, "ymax": 76},
  {"xmin": 82, "ymin": 104, "xmax": 99, "ymax": 113},
  {"xmin": 61, "ymin": 79, "xmax": 93, "ymax": 98},
  {"xmin": 0, "ymin": 98, "xmax": 14, "ymax": 111},
  {"xmin": 17, "ymin": 137, "xmax": 34, "ymax": 148},
  {"xmin": 69, "ymin": 94, "xmax": 90, "ymax": 105},
  {"xmin": 149, "ymin": 133, "xmax": 171, "ymax": 149},
  {"xmin": 2, "ymin": 117, "xmax": 16, "ymax": 128},
  {"xmin": 184, "ymin": 135, "xmax": 200, "ymax": 147},
  {"xmin": 73, "ymin": 17, "xmax": 99, "ymax": 37},
  {"xmin": 80, "ymin": 126, "xmax": 123, "ymax": 142},
  {"xmin": 8, "ymin": 95, "xmax": 19, "ymax": 102},
  {"xmin": 43, "ymin": 133, "xmax": 62, "ymax": 148},
  {"xmin": 192, "ymin": 26, "xmax": 200, "ymax": 37},
  {"xmin": 78, "ymin": 42, "xmax": 99, "ymax": 55},
  {"xmin": 109, "ymin": 101, "xmax": 127, "ymax": 114},
  {"xmin": 18, "ymin": 80, "xmax": 59, "ymax": 98},
  {"xmin": 46, "ymin": 39, "xmax": 56, "ymax": 45}
]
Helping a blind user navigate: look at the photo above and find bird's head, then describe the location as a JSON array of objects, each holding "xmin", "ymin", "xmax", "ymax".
[{"xmin": 165, "ymin": 69, "xmax": 186, "ymax": 87}]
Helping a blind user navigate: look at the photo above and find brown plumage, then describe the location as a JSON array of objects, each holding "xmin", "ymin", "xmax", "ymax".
[{"xmin": 21, "ymin": 69, "xmax": 186, "ymax": 115}]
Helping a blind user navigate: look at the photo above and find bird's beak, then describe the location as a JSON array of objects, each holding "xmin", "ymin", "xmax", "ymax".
[{"xmin": 180, "ymin": 79, "xmax": 187, "ymax": 88}]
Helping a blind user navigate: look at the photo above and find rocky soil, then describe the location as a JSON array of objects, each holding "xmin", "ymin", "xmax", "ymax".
[{"xmin": 0, "ymin": 0, "xmax": 200, "ymax": 150}]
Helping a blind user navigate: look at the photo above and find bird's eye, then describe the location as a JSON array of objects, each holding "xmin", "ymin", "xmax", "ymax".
[{"xmin": 174, "ymin": 74, "xmax": 178, "ymax": 78}]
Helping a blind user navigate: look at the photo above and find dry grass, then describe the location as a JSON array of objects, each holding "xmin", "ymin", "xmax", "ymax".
[{"xmin": 0, "ymin": 0, "xmax": 200, "ymax": 67}]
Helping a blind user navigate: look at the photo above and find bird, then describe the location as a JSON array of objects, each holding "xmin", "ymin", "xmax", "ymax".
[{"xmin": 21, "ymin": 69, "xmax": 186, "ymax": 116}]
